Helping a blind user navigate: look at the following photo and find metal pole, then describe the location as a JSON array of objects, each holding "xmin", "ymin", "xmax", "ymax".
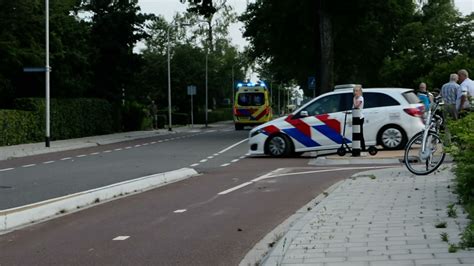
[
  {"xmin": 45, "ymin": 0, "xmax": 50, "ymax": 147},
  {"xmin": 191, "ymin": 94, "xmax": 194, "ymax": 128},
  {"xmin": 231, "ymin": 65, "xmax": 234, "ymax": 106},
  {"xmin": 205, "ymin": 50, "xmax": 208, "ymax": 127},
  {"xmin": 167, "ymin": 27, "xmax": 172, "ymax": 131}
]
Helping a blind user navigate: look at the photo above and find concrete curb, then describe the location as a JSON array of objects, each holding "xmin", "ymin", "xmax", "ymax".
[
  {"xmin": 240, "ymin": 178, "xmax": 345, "ymax": 266},
  {"xmin": 0, "ymin": 168, "xmax": 198, "ymax": 233}
]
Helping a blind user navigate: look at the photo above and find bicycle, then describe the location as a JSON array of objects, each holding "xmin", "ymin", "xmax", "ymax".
[{"xmin": 404, "ymin": 96, "xmax": 446, "ymax": 175}]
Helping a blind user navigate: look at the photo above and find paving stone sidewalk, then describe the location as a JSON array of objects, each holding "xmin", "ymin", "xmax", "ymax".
[{"xmin": 263, "ymin": 165, "xmax": 474, "ymax": 266}]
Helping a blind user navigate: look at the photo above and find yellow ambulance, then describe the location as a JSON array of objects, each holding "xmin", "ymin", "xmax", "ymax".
[{"xmin": 233, "ymin": 82, "xmax": 273, "ymax": 130}]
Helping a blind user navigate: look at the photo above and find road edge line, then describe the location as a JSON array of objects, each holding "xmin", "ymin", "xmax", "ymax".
[{"xmin": 0, "ymin": 168, "xmax": 198, "ymax": 233}]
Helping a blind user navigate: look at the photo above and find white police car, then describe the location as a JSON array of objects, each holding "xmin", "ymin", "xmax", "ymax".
[{"xmin": 249, "ymin": 87, "xmax": 425, "ymax": 157}]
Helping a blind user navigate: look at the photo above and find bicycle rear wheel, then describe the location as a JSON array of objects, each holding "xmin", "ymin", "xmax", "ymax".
[{"xmin": 404, "ymin": 131, "xmax": 446, "ymax": 175}]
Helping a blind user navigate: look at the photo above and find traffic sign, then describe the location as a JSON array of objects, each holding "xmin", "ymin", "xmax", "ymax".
[
  {"xmin": 23, "ymin": 67, "xmax": 49, "ymax": 73},
  {"xmin": 187, "ymin": 85, "xmax": 197, "ymax": 95}
]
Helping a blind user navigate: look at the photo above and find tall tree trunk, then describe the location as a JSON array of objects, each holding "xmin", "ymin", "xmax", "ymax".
[{"xmin": 319, "ymin": 0, "xmax": 333, "ymax": 93}]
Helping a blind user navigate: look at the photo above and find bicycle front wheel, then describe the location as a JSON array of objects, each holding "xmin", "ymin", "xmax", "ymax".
[{"xmin": 404, "ymin": 131, "xmax": 446, "ymax": 175}]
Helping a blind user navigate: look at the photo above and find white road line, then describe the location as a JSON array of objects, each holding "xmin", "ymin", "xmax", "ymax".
[
  {"xmin": 200, "ymin": 159, "xmax": 208, "ymax": 163},
  {"xmin": 76, "ymin": 155, "xmax": 86, "ymax": 158},
  {"xmin": 213, "ymin": 153, "xmax": 219, "ymax": 156},
  {"xmin": 218, "ymin": 138, "xmax": 248, "ymax": 154},
  {"xmin": 151, "ymin": 141, "xmax": 157, "ymax": 144},
  {"xmin": 218, "ymin": 166, "xmax": 389, "ymax": 196},
  {"xmin": 207, "ymin": 156, "xmax": 214, "ymax": 159},
  {"xmin": 173, "ymin": 209, "xmax": 187, "ymax": 213},
  {"xmin": 220, "ymin": 163, "xmax": 230, "ymax": 167},
  {"xmin": 158, "ymin": 140, "xmax": 163, "ymax": 143},
  {"xmin": 134, "ymin": 145, "xmax": 141, "ymax": 147},
  {"xmin": 218, "ymin": 182, "xmax": 253, "ymax": 195},
  {"xmin": 0, "ymin": 168, "xmax": 14, "ymax": 172},
  {"xmin": 104, "ymin": 150, "xmax": 112, "ymax": 153},
  {"xmin": 90, "ymin": 152, "xmax": 100, "ymax": 155},
  {"xmin": 113, "ymin": 236, "xmax": 130, "ymax": 241},
  {"xmin": 239, "ymin": 156, "xmax": 246, "ymax": 159},
  {"xmin": 143, "ymin": 143, "xmax": 149, "ymax": 146},
  {"xmin": 60, "ymin": 157, "xmax": 72, "ymax": 161},
  {"xmin": 231, "ymin": 159, "xmax": 239, "ymax": 163},
  {"xmin": 43, "ymin": 161, "xmax": 55, "ymax": 164},
  {"xmin": 190, "ymin": 163, "xmax": 200, "ymax": 167},
  {"xmin": 125, "ymin": 146, "xmax": 132, "ymax": 149},
  {"xmin": 22, "ymin": 164, "xmax": 36, "ymax": 168},
  {"xmin": 114, "ymin": 148, "xmax": 122, "ymax": 151}
]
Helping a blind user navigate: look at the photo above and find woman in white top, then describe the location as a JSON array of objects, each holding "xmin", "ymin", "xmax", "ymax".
[{"xmin": 353, "ymin": 85, "xmax": 365, "ymax": 151}]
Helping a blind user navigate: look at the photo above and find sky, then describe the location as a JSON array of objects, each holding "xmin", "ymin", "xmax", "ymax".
[{"xmin": 138, "ymin": 0, "xmax": 474, "ymax": 50}]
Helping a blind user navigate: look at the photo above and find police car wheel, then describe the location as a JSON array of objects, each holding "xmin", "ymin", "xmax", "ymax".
[
  {"xmin": 266, "ymin": 134, "xmax": 291, "ymax": 157},
  {"xmin": 378, "ymin": 125, "xmax": 407, "ymax": 150}
]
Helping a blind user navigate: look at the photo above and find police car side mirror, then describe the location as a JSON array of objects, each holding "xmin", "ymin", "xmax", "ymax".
[{"xmin": 300, "ymin": 111, "xmax": 309, "ymax": 117}]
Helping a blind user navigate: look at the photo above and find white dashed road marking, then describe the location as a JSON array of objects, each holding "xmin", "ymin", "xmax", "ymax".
[
  {"xmin": 43, "ymin": 161, "xmax": 55, "ymax": 164},
  {"xmin": 22, "ymin": 164, "xmax": 36, "ymax": 168},
  {"xmin": 190, "ymin": 163, "xmax": 200, "ymax": 167},
  {"xmin": 200, "ymin": 159, "xmax": 208, "ymax": 163},
  {"xmin": 174, "ymin": 209, "xmax": 187, "ymax": 213},
  {"xmin": 220, "ymin": 163, "xmax": 230, "ymax": 167},
  {"xmin": 113, "ymin": 236, "xmax": 130, "ymax": 241},
  {"xmin": 76, "ymin": 155, "xmax": 86, "ymax": 158},
  {"xmin": 60, "ymin": 157, "xmax": 72, "ymax": 161},
  {"xmin": 90, "ymin": 152, "xmax": 100, "ymax": 155},
  {"xmin": 0, "ymin": 168, "xmax": 14, "ymax": 172}
]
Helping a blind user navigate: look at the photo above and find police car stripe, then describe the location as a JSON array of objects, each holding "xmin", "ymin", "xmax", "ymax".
[
  {"xmin": 285, "ymin": 115, "xmax": 312, "ymax": 137},
  {"xmin": 313, "ymin": 125, "xmax": 351, "ymax": 145},
  {"xmin": 283, "ymin": 128, "xmax": 320, "ymax": 147}
]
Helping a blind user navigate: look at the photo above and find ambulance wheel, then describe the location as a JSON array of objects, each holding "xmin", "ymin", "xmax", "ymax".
[
  {"xmin": 337, "ymin": 147, "xmax": 346, "ymax": 156},
  {"xmin": 265, "ymin": 134, "xmax": 292, "ymax": 157},
  {"xmin": 368, "ymin": 146, "xmax": 378, "ymax": 156}
]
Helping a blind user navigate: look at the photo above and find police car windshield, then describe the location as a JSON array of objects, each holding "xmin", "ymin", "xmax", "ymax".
[{"xmin": 237, "ymin": 93, "xmax": 265, "ymax": 106}]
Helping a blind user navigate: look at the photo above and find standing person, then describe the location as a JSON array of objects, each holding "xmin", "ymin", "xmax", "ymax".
[
  {"xmin": 417, "ymin": 82, "xmax": 431, "ymax": 112},
  {"xmin": 458, "ymin": 69, "xmax": 474, "ymax": 115},
  {"xmin": 353, "ymin": 85, "xmax": 365, "ymax": 151},
  {"xmin": 440, "ymin": 74, "xmax": 462, "ymax": 119},
  {"xmin": 150, "ymin": 100, "xmax": 158, "ymax": 129}
]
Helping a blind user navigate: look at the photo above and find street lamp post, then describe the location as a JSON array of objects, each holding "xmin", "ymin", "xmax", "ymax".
[
  {"xmin": 167, "ymin": 26, "xmax": 172, "ymax": 131},
  {"xmin": 166, "ymin": 23, "xmax": 190, "ymax": 131},
  {"xmin": 205, "ymin": 49, "xmax": 208, "ymax": 127},
  {"xmin": 45, "ymin": 0, "xmax": 51, "ymax": 147}
]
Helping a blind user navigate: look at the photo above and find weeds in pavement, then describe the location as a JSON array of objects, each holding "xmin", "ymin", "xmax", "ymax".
[
  {"xmin": 447, "ymin": 204, "xmax": 458, "ymax": 218},
  {"xmin": 435, "ymin": 222, "xmax": 447, "ymax": 228},
  {"xmin": 441, "ymin": 232, "xmax": 449, "ymax": 242},
  {"xmin": 448, "ymin": 244, "xmax": 458, "ymax": 253}
]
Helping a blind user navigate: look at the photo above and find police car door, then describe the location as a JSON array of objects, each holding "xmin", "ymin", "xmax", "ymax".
[{"xmin": 291, "ymin": 93, "xmax": 350, "ymax": 151}]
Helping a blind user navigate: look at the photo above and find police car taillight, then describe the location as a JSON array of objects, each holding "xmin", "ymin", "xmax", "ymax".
[{"xmin": 403, "ymin": 107, "xmax": 423, "ymax": 117}]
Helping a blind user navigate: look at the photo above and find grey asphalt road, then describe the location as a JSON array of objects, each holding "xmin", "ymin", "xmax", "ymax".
[
  {"xmin": 0, "ymin": 124, "xmax": 249, "ymax": 209},
  {"xmin": 0, "ymin": 153, "xmax": 371, "ymax": 265}
]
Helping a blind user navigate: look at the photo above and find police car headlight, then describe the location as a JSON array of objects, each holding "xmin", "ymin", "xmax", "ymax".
[{"xmin": 250, "ymin": 129, "xmax": 264, "ymax": 138}]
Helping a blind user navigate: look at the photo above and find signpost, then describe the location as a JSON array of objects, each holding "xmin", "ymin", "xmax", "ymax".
[{"xmin": 187, "ymin": 85, "xmax": 197, "ymax": 127}]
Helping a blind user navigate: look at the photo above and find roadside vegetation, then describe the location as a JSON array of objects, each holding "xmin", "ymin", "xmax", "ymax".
[
  {"xmin": 0, "ymin": 0, "xmax": 472, "ymax": 145},
  {"xmin": 447, "ymin": 113, "xmax": 474, "ymax": 248}
]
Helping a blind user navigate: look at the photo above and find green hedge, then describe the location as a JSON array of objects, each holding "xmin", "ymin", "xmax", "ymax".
[
  {"xmin": 195, "ymin": 108, "xmax": 233, "ymax": 124},
  {"xmin": 447, "ymin": 112, "xmax": 474, "ymax": 248},
  {"xmin": 13, "ymin": 98, "xmax": 114, "ymax": 142},
  {"xmin": 0, "ymin": 110, "xmax": 39, "ymax": 146}
]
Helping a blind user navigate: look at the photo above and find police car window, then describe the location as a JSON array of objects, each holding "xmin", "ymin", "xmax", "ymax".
[
  {"xmin": 364, "ymin": 92, "xmax": 400, "ymax": 108},
  {"xmin": 303, "ymin": 94, "xmax": 341, "ymax": 115}
]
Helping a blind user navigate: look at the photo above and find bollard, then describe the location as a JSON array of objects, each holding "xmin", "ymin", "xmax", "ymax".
[{"xmin": 352, "ymin": 108, "xmax": 361, "ymax": 156}]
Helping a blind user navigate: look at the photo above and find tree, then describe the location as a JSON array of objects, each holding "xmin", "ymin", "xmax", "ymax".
[{"xmin": 82, "ymin": 0, "xmax": 151, "ymax": 102}]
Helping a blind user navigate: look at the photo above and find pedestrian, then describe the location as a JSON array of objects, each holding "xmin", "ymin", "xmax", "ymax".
[
  {"xmin": 417, "ymin": 82, "xmax": 432, "ymax": 112},
  {"xmin": 440, "ymin": 73, "xmax": 462, "ymax": 119},
  {"xmin": 458, "ymin": 69, "xmax": 474, "ymax": 115},
  {"xmin": 353, "ymin": 85, "xmax": 365, "ymax": 151},
  {"xmin": 150, "ymin": 100, "xmax": 158, "ymax": 129}
]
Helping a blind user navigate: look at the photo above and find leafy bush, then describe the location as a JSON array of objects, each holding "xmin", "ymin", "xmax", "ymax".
[
  {"xmin": 447, "ymin": 112, "xmax": 474, "ymax": 248},
  {"xmin": 0, "ymin": 110, "xmax": 39, "ymax": 146},
  {"xmin": 13, "ymin": 98, "xmax": 114, "ymax": 141}
]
